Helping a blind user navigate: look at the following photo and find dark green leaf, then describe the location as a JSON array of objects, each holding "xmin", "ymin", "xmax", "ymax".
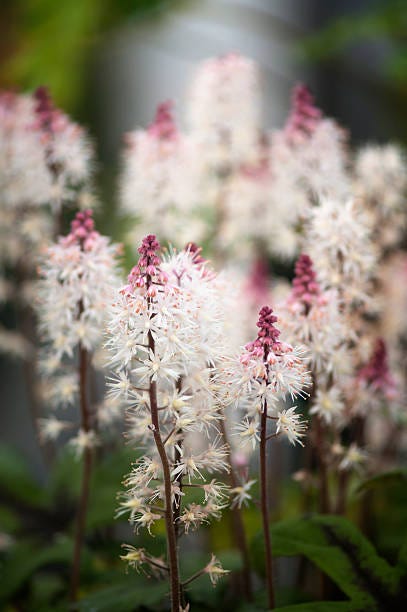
[
  {"xmin": 253, "ymin": 514, "xmax": 400, "ymax": 610},
  {"xmin": 77, "ymin": 576, "xmax": 168, "ymax": 611},
  {"xmin": 0, "ymin": 538, "xmax": 77, "ymax": 602}
]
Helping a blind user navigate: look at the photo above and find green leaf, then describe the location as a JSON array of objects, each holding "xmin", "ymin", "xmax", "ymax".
[
  {"xmin": 77, "ymin": 577, "xmax": 168, "ymax": 611},
  {"xmin": 0, "ymin": 445, "xmax": 47, "ymax": 509},
  {"xmin": 356, "ymin": 469, "xmax": 407, "ymax": 495},
  {"xmin": 253, "ymin": 514, "xmax": 400, "ymax": 610},
  {"xmin": 0, "ymin": 538, "xmax": 77, "ymax": 602},
  {"xmin": 274, "ymin": 603, "xmax": 353, "ymax": 611}
]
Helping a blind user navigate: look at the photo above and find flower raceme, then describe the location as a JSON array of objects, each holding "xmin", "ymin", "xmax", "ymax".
[
  {"xmin": 222, "ymin": 306, "xmax": 310, "ymax": 448},
  {"xmin": 106, "ymin": 235, "xmax": 229, "ymax": 608},
  {"xmin": 38, "ymin": 209, "xmax": 122, "ymax": 361},
  {"xmin": 37, "ymin": 209, "xmax": 122, "ymax": 444},
  {"xmin": 222, "ymin": 305, "xmax": 310, "ymax": 610}
]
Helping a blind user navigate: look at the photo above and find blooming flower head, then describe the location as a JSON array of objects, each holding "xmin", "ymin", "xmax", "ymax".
[
  {"xmin": 38, "ymin": 209, "xmax": 122, "ymax": 361},
  {"xmin": 108, "ymin": 235, "xmax": 232, "ymax": 574},
  {"xmin": 276, "ymin": 407, "xmax": 307, "ymax": 446},
  {"xmin": 33, "ymin": 86, "xmax": 95, "ymax": 211},
  {"xmin": 339, "ymin": 443, "xmax": 367, "ymax": 473},
  {"xmin": 220, "ymin": 306, "xmax": 309, "ymax": 451},
  {"xmin": 268, "ymin": 85, "xmax": 350, "ymax": 258},
  {"xmin": 120, "ymin": 104, "xmax": 203, "ymax": 248},
  {"xmin": 309, "ymin": 387, "xmax": 346, "ymax": 426},
  {"xmin": 239, "ymin": 306, "xmax": 310, "ymax": 402},
  {"xmin": 354, "ymin": 145, "xmax": 407, "ymax": 249},
  {"xmin": 305, "ymin": 198, "xmax": 376, "ymax": 305},
  {"xmin": 204, "ymin": 554, "xmax": 230, "ymax": 586},
  {"xmin": 187, "ymin": 52, "xmax": 261, "ymax": 168},
  {"xmin": 230, "ymin": 479, "xmax": 256, "ymax": 509}
]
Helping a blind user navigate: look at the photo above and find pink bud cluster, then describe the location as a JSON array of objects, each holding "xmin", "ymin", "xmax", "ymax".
[
  {"xmin": 244, "ymin": 306, "xmax": 281, "ymax": 358},
  {"xmin": 292, "ymin": 254, "xmax": 320, "ymax": 305},
  {"xmin": 63, "ymin": 210, "xmax": 99, "ymax": 251},
  {"xmin": 33, "ymin": 86, "xmax": 61, "ymax": 135},
  {"xmin": 147, "ymin": 101, "xmax": 177, "ymax": 141},
  {"xmin": 284, "ymin": 84, "xmax": 322, "ymax": 143},
  {"xmin": 126, "ymin": 234, "xmax": 168, "ymax": 291},
  {"xmin": 358, "ymin": 338, "xmax": 397, "ymax": 398}
]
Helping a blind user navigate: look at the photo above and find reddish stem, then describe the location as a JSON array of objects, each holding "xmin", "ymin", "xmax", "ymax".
[
  {"xmin": 219, "ymin": 419, "xmax": 253, "ymax": 602},
  {"xmin": 70, "ymin": 345, "xmax": 92, "ymax": 601},
  {"xmin": 260, "ymin": 399, "xmax": 275, "ymax": 610},
  {"xmin": 148, "ymin": 329, "xmax": 181, "ymax": 612}
]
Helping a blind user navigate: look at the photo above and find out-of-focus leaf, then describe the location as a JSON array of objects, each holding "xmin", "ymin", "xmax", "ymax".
[
  {"xmin": 30, "ymin": 572, "xmax": 66, "ymax": 611},
  {"xmin": 77, "ymin": 576, "xmax": 168, "ymax": 611},
  {"xmin": 0, "ymin": 537, "xmax": 79, "ymax": 602},
  {"xmin": 253, "ymin": 514, "xmax": 402, "ymax": 610},
  {"xmin": 356, "ymin": 469, "xmax": 407, "ymax": 494},
  {"xmin": 274, "ymin": 603, "xmax": 353, "ymax": 611},
  {"xmin": 47, "ymin": 448, "xmax": 82, "ymax": 501},
  {"xmin": 0, "ymin": 445, "xmax": 47, "ymax": 508},
  {"xmin": 301, "ymin": 0, "xmax": 407, "ymax": 63},
  {"xmin": 87, "ymin": 446, "xmax": 138, "ymax": 529}
]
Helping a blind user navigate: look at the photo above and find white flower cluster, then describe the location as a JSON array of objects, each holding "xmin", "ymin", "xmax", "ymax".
[
  {"xmin": 120, "ymin": 101, "xmax": 205, "ymax": 248},
  {"xmin": 219, "ymin": 306, "xmax": 310, "ymax": 450},
  {"xmin": 0, "ymin": 88, "xmax": 96, "ymax": 359},
  {"xmin": 38, "ymin": 211, "xmax": 122, "ymax": 360},
  {"xmin": 305, "ymin": 198, "xmax": 377, "ymax": 306},
  {"xmin": 107, "ymin": 236, "xmax": 231, "ymax": 557},
  {"xmin": 187, "ymin": 53, "xmax": 261, "ymax": 169},
  {"xmin": 269, "ymin": 91, "xmax": 349, "ymax": 259},
  {"xmin": 32, "ymin": 86, "xmax": 95, "ymax": 212},
  {"xmin": 277, "ymin": 254, "xmax": 350, "ymax": 427},
  {"xmin": 354, "ymin": 144, "xmax": 407, "ymax": 250},
  {"xmin": 0, "ymin": 93, "xmax": 53, "ymax": 211},
  {"xmin": 37, "ymin": 210, "xmax": 122, "ymax": 445}
]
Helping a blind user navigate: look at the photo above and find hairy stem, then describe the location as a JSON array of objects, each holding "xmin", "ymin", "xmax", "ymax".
[
  {"xmin": 148, "ymin": 331, "xmax": 181, "ymax": 612},
  {"xmin": 70, "ymin": 345, "xmax": 92, "ymax": 602},
  {"xmin": 219, "ymin": 418, "xmax": 253, "ymax": 601},
  {"xmin": 260, "ymin": 399, "xmax": 275, "ymax": 610}
]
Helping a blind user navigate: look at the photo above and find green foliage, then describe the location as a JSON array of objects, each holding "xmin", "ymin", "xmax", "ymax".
[
  {"xmin": 274, "ymin": 603, "xmax": 353, "ymax": 612},
  {"xmin": 356, "ymin": 469, "xmax": 407, "ymax": 558},
  {"xmin": 356, "ymin": 468, "xmax": 407, "ymax": 494},
  {"xmin": 2, "ymin": 0, "xmax": 184, "ymax": 112},
  {"xmin": 300, "ymin": 0, "xmax": 407, "ymax": 109},
  {"xmin": 77, "ymin": 576, "xmax": 169, "ymax": 611},
  {"xmin": 0, "ymin": 537, "xmax": 78, "ymax": 603},
  {"xmin": 252, "ymin": 514, "xmax": 407, "ymax": 611},
  {"xmin": 0, "ymin": 445, "xmax": 47, "ymax": 510}
]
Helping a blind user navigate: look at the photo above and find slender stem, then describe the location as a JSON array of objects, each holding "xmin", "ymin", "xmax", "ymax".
[
  {"xmin": 219, "ymin": 418, "xmax": 253, "ymax": 602},
  {"xmin": 260, "ymin": 399, "xmax": 275, "ymax": 610},
  {"xmin": 148, "ymin": 331, "xmax": 181, "ymax": 612},
  {"xmin": 173, "ymin": 378, "xmax": 184, "ymax": 540},
  {"xmin": 182, "ymin": 568, "xmax": 206, "ymax": 587},
  {"xmin": 314, "ymin": 415, "xmax": 330, "ymax": 514},
  {"xmin": 70, "ymin": 345, "xmax": 92, "ymax": 602},
  {"xmin": 310, "ymin": 375, "xmax": 330, "ymax": 514},
  {"xmin": 147, "ymin": 557, "xmax": 169, "ymax": 573}
]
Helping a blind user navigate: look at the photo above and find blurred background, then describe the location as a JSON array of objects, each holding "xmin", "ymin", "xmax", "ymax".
[{"xmin": 2, "ymin": 0, "xmax": 407, "ymax": 471}]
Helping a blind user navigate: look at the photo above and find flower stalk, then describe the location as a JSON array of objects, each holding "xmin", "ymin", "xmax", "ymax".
[
  {"xmin": 260, "ymin": 397, "xmax": 275, "ymax": 610},
  {"xmin": 70, "ymin": 343, "xmax": 92, "ymax": 601}
]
